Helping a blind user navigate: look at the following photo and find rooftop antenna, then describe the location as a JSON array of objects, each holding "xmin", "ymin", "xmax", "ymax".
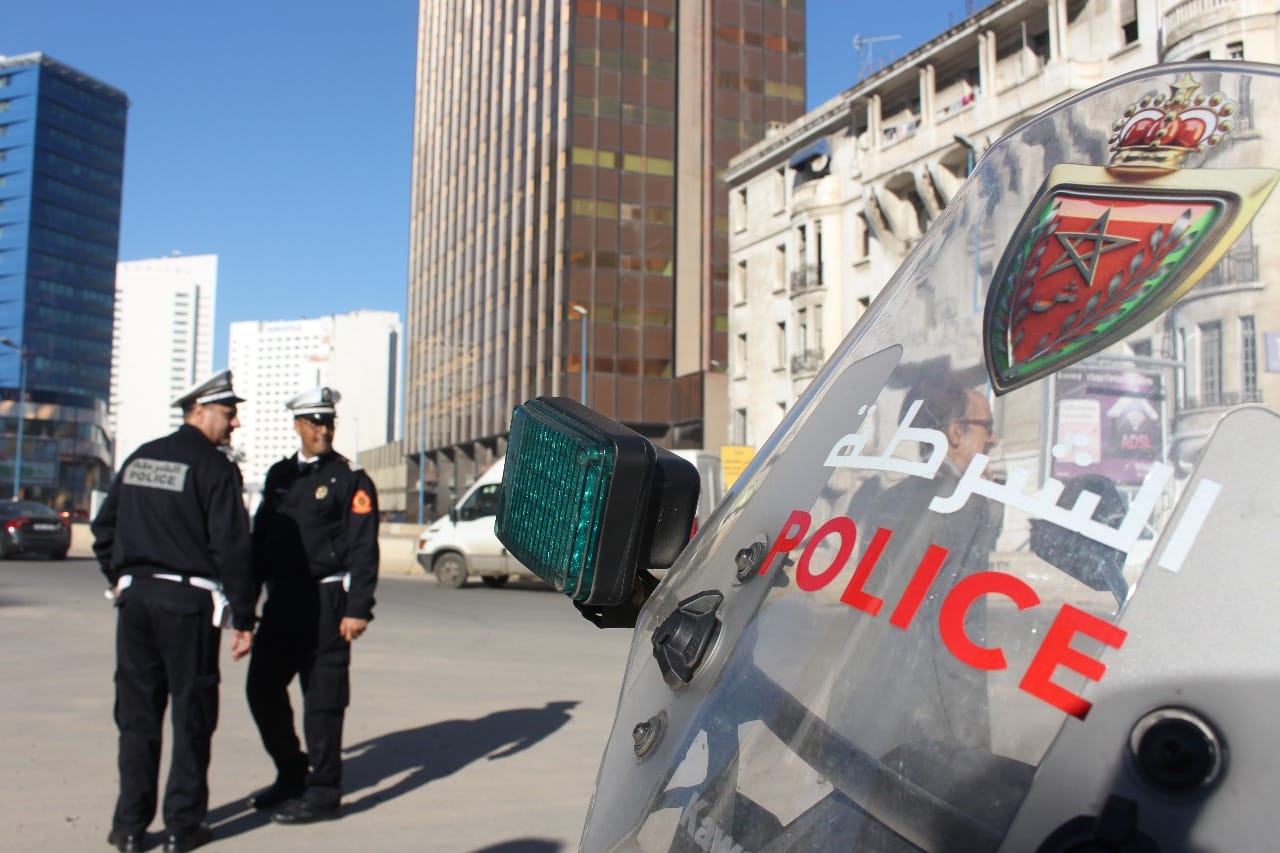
[{"xmin": 852, "ymin": 33, "xmax": 902, "ymax": 79}]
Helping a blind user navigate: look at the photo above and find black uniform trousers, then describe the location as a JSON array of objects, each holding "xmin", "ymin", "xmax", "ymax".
[
  {"xmin": 113, "ymin": 575, "xmax": 220, "ymax": 836},
  {"xmin": 246, "ymin": 580, "xmax": 350, "ymax": 807}
]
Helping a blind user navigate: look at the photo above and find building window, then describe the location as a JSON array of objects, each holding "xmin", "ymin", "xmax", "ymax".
[
  {"xmin": 776, "ymin": 322, "xmax": 786, "ymax": 369},
  {"xmin": 815, "ymin": 221, "xmax": 824, "ymax": 284},
  {"xmin": 736, "ymin": 333, "xmax": 748, "ymax": 377},
  {"xmin": 773, "ymin": 167, "xmax": 785, "ymax": 214},
  {"xmin": 857, "ymin": 212, "xmax": 871, "ymax": 260},
  {"xmin": 814, "ymin": 304, "xmax": 824, "ymax": 350},
  {"xmin": 797, "ymin": 224, "xmax": 807, "ymax": 266},
  {"xmin": 1120, "ymin": 0, "xmax": 1139, "ymax": 44},
  {"xmin": 1228, "ymin": 41, "xmax": 1245, "ymax": 60},
  {"xmin": 734, "ymin": 188, "xmax": 747, "ymax": 232},
  {"xmin": 797, "ymin": 308, "xmax": 808, "ymax": 352},
  {"xmin": 1200, "ymin": 321, "xmax": 1222, "ymax": 406},
  {"xmin": 734, "ymin": 260, "xmax": 747, "ymax": 304},
  {"xmin": 774, "ymin": 243, "xmax": 786, "ymax": 291},
  {"xmin": 734, "ymin": 408, "xmax": 748, "ymax": 444},
  {"xmin": 1241, "ymin": 315, "xmax": 1258, "ymax": 399}
]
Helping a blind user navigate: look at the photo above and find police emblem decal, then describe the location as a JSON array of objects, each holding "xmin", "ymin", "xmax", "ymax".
[
  {"xmin": 315, "ymin": 485, "xmax": 329, "ymax": 500},
  {"xmin": 984, "ymin": 73, "xmax": 1278, "ymax": 394}
]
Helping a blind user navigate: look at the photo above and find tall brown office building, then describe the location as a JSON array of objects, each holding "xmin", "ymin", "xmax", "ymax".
[{"xmin": 407, "ymin": 0, "xmax": 805, "ymax": 510}]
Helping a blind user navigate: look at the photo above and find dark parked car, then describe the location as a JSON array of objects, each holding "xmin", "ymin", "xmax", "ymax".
[{"xmin": 0, "ymin": 501, "xmax": 72, "ymax": 559}]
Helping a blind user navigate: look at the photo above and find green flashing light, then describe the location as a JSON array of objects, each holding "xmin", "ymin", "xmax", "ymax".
[{"xmin": 496, "ymin": 396, "xmax": 696, "ymax": 610}]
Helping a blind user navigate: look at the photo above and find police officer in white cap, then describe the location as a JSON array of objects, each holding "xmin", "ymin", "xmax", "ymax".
[
  {"xmin": 92, "ymin": 369, "xmax": 256, "ymax": 853},
  {"xmin": 245, "ymin": 386, "xmax": 379, "ymax": 824}
]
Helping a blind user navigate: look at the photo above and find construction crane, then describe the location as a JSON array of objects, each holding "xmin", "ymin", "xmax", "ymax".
[{"xmin": 852, "ymin": 33, "xmax": 902, "ymax": 79}]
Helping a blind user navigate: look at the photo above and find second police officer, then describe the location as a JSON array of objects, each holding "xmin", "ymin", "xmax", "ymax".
[{"xmin": 245, "ymin": 386, "xmax": 380, "ymax": 824}]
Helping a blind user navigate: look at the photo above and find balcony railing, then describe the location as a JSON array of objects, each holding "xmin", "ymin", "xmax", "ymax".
[
  {"xmin": 789, "ymin": 264, "xmax": 825, "ymax": 294},
  {"xmin": 791, "ymin": 348, "xmax": 825, "ymax": 376},
  {"xmin": 1165, "ymin": 0, "xmax": 1238, "ymax": 47}
]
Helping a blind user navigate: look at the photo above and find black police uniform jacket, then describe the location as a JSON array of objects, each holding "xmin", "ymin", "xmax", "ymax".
[
  {"xmin": 91, "ymin": 424, "xmax": 257, "ymax": 630},
  {"xmin": 252, "ymin": 452, "xmax": 379, "ymax": 620}
]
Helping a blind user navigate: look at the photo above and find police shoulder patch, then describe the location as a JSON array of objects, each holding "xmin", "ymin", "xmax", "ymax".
[{"xmin": 351, "ymin": 488, "xmax": 373, "ymax": 515}]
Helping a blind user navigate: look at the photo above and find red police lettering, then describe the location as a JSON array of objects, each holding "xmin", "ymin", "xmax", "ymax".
[
  {"xmin": 1019, "ymin": 603, "xmax": 1127, "ymax": 720},
  {"xmin": 889, "ymin": 545, "xmax": 949, "ymax": 630},
  {"xmin": 839, "ymin": 526, "xmax": 893, "ymax": 616},
  {"xmin": 762, "ymin": 507, "xmax": 1129, "ymax": 719},
  {"xmin": 760, "ymin": 510, "xmax": 811, "ymax": 575},
  {"xmin": 796, "ymin": 516, "xmax": 857, "ymax": 592},
  {"xmin": 940, "ymin": 572, "xmax": 1041, "ymax": 670}
]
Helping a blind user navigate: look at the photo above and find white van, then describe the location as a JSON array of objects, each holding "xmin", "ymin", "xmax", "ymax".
[
  {"xmin": 671, "ymin": 449, "xmax": 723, "ymax": 535},
  {"xmin": 415, "ymin": 450, "xmax": 723, "ymax": 589},
  {"xmin": 414, "ymin": 458, "xmax": 536, "ymax": 588}
]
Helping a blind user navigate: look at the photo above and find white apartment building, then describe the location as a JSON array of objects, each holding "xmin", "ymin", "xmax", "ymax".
[
  {"xmin": 109, "ymin": 254, "xmax": 216, "ymax": 467},
  {"xmin": 229, "ymin": 310, "xmax": 402, "ymax": 490},
  {"xmin": 724, "ymin": 0, "xmax": 1280, "ymax": 450}
]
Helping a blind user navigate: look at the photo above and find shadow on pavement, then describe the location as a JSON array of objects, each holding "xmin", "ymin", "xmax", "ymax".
[
  {"xmin": 206, "ymin": 700, "xmax": 579, "ymax": 841},
  {"xmin": 472, "ymin": 840, "xmax": 564, "ymax": 852},
  {"xmin": 449, "ymin": 579, "xmax": 556, "ymax": 593}
]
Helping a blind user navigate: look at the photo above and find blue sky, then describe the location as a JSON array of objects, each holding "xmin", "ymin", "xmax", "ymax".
[{"xmin": 6, "ymin": 0, "xmax": 974, "ymax": 366}]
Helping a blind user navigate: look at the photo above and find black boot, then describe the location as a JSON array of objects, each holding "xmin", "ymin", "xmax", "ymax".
[
  {"xmin": 248, "ymin": 753, "xmax": 308, "ymax": 810},
  {"xmin": 272, "ymin": 798, "xmax": 341, "ymax": 825},
  {"xmin": 248, "ymin": 776, "xmax": 307, "ymax": 811}
]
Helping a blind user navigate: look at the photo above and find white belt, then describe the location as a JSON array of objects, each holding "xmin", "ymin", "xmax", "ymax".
[
  {"xmin": 151, "ymin": 573, "xmax": 230, "ymax": 628},
  {"xmin": 154, "ymin": 572, "xmax": 220, "ymax": 592},
  {"xmin": 320, "ymin": 572, "xmax": 351, "ymax": 592}
]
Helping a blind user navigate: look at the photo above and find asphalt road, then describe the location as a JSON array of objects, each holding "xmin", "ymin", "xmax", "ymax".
[{"xmin": 0, "ymin": 557, "xmax": 635, "ymax": 852}]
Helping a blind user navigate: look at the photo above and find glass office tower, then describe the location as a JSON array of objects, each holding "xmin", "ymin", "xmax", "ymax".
[
  {"xmin": 408, "ymin": 0, "xmax": 805, "ymax": 511},
  {"xmin": 0, "ymin": 53, "xmax": 126, "ymax": 508}
]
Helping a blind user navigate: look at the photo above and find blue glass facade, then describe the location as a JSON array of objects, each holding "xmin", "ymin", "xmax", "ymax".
[{"xmin": 0, "ymin": 53, "xmax": 126, "ymax": 506}]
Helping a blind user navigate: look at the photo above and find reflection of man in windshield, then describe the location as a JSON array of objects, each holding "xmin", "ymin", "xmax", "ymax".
[
  {"xmin": 949, "ymin": 388, "xmax": 998, "ymax": 473},
  {"xmin": 656, "ymin": 373, "xmax": 1020, "ymax": 851},
  {"xmin": 813, "ymin": 372, "xmax": 1024, "ymax": 846},
  {"xmin": 840, "ymin": 372, "xmax": 1003, "ymax": 755}
]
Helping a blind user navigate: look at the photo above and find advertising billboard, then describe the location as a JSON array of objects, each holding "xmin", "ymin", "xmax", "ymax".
[{"xmin": 1051, "ymin": 365, "xmax": 1164, "ymax": 487}]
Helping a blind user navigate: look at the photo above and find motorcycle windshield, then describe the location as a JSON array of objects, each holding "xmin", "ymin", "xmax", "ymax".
[{"xmin": 583, "ymin": 62, "xmax": 1280, "ymax": 852}]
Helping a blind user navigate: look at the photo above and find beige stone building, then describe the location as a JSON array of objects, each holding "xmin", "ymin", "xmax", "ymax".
[{"xmin": 724, "ymin": 0, "xmax": 1280, "ymax": 457}]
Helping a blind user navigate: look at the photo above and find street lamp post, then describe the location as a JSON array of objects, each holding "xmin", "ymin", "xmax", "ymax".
[
  {"xmin": 417, "ymin": 396, "xmax": 426, "ymax": 525},
  {"xmin": 0, "ymin": 338, "xmax": 26, "ymax": 500},
  {"xmin": 571, "ymin": 305, "xmax": 588, "ymax": 405}
]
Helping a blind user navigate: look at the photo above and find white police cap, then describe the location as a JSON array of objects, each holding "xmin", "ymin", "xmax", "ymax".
[
  {"xmin": 287, "ymin": 386, "xmax": 341, "ymax": 421},
  {"xmin": 171, "ymin": 369, "xmax": 244, "ymax": 409}
]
